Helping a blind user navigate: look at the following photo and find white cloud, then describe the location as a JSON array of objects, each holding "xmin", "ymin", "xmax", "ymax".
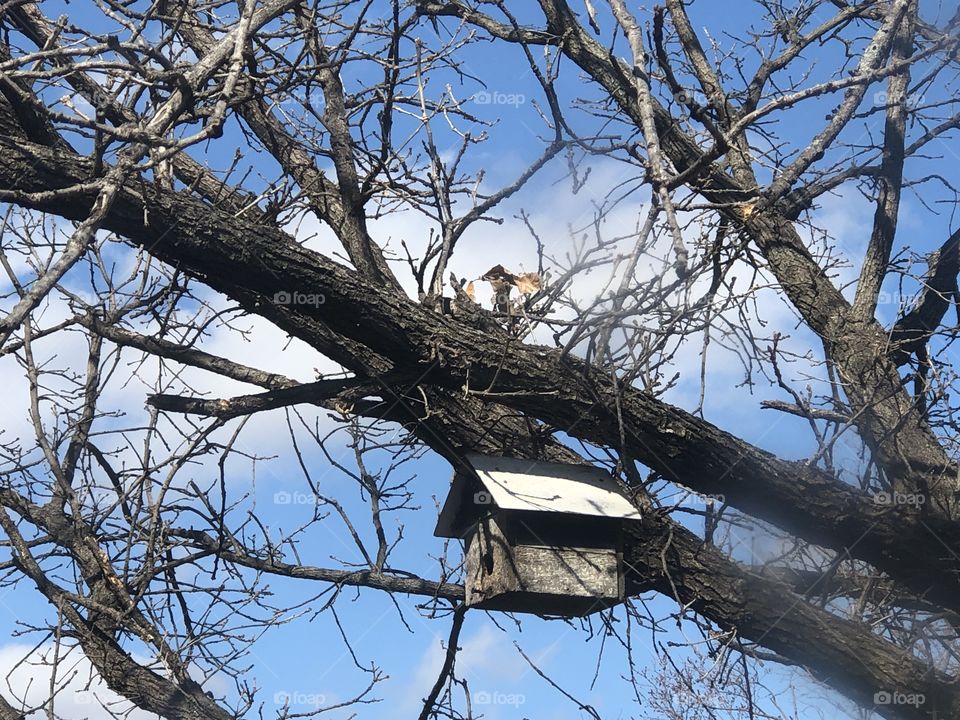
[
  {"xmin": 0, "ymin": 642, "xmax": 156, "ymax": 720},
  {"xmin": 399, "ymin": 620, "xmax": 563, "ymax": 719}
]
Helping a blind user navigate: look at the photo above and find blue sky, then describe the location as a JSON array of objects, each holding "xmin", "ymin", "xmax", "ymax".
[{"xmin": 1, "ymin": 0, "xmax": 959, "ymax": 718}]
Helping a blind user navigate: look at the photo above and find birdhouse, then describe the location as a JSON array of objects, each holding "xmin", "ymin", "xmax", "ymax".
[{"xmin": 434, "ymin": 453, "xmax": 642, "ymax": 617}]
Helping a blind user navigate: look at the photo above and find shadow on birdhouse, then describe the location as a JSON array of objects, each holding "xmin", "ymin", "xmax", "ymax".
[{"xmin": 435, "ymin": 453, "xmax": 642, "ymax": 618}]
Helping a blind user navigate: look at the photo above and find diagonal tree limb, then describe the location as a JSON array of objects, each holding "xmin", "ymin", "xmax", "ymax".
[
  {"xmin": 4, "ymin": 3, "xmax": 267, "ymax": 221},
  {"xmin": 607, "ymin": 0, "xmax": 688, "ymax": 277},
  {"xmin": 0, "ymin": 502, "xmax": 236, "ymax": 720},
  {"xmin": 853, "ymin": 1, "xmax": 916, "ymax": 320},
  {"xmin": 513, "ymin": 0, "xmax": 957, "ymax": 507},
  {"xmin": 81, "ymin": 315, "xmax": 301, "ymax": 389},
  {"xmin": 760, "ymin": 0, "xmax": 911, "ymax": 202},
  {"xmin": 168, "ymin": 6, "xmax": 401, "ymax": 287},
  {"xmin": 6, "ymin": 132, "xmax": 960, "ymax": 621},
  {"xmin": 147, "ymin": 375, "xmax": 404, "ymax": 419},
  {"xmin": 166, "ymin": 528, "xmax": 465, "ymax": 600},
  {"xmin": 0, "ymin": 176, "xmax": 115, "ymax": 345},
  {"xmin": 888, "ymin": 227, "xmax": 960, "ymax": 367}
]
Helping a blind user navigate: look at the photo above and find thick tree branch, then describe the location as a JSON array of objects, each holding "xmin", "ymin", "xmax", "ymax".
[
  {"xmin": 148, "ymin": 376, "xmax": 395, "ymax": 419},
  {"xmin": 853, "ymin": 1, "xmax": 916, "ymax": 319},
  {"xmin": 519, "ymin": 0, "xmax": 957, "ymax": 509},
  {"xmin": 626, "ymin": 515, "xmax": 959, "ymax": 719},
  {"xmin": 889, "ymin": 227, "xmax": 960, "ymax": 366},
  {"xmin": 171, "ymin": 9, "xmax": 400, "ymax": 286},
  {"xmin": 81, "ymin": 315, "xmax": 301, "ymax": 388},
  {"xmin": 0, "ymin": 502, "xmax": 235, "ymax": 720},
  {"xmin": 3, "ymin": 132, "xmax": 960, "ymax": 622},
  {"xmin": 4, "ymin": 3, "xmax": 266, "ymax": 221}
]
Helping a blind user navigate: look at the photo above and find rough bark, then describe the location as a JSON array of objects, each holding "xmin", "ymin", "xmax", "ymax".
[
  {"xmin": 529, "ymin": 0, "xmax": 957, "ymax": 510},
  {"xmin": 2, "ymin": 5, "xmax": 959, "ymax": 714},
  {"xmin": 3, "ymin": 127, "xmax": 960, "ymax": 624}
]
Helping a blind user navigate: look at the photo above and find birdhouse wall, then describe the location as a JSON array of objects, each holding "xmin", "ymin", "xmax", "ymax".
[{"xmin": 464, "ymin": 515, "xmax": 623, "ymax": 617}]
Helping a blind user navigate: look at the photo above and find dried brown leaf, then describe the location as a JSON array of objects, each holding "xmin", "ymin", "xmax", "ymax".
[
  {"xmin": 481, "ymin": 264, "xmax": 516, "ymax": 283},
  {"xmin": 514, "ymin": 272, "xmax": 541, "ymax": 295}
]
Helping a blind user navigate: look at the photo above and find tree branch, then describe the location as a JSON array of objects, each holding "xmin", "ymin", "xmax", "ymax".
[{"xmin": 3, "ymin": 131, "xmax": 960, "ymax": 621}]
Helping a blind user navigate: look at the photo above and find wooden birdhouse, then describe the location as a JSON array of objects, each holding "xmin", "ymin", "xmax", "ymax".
[{"xmin": 434, "ymin": 454, "xmax": 642, "ymax": 617}]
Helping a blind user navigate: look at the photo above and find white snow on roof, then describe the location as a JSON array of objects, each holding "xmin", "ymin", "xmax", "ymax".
[
  {"xmin": 435, "ymin": 453, "xmax": 641, "ymax": 538},
  {"xmin": 468, "ymin": 453, "xmax": 641, "ymax": 518}
]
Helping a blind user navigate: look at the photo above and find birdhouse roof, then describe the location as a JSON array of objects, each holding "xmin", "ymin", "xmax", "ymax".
[{"xmin": 435, "ymin": 453, "xmax": 641, "ymax": 538}]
